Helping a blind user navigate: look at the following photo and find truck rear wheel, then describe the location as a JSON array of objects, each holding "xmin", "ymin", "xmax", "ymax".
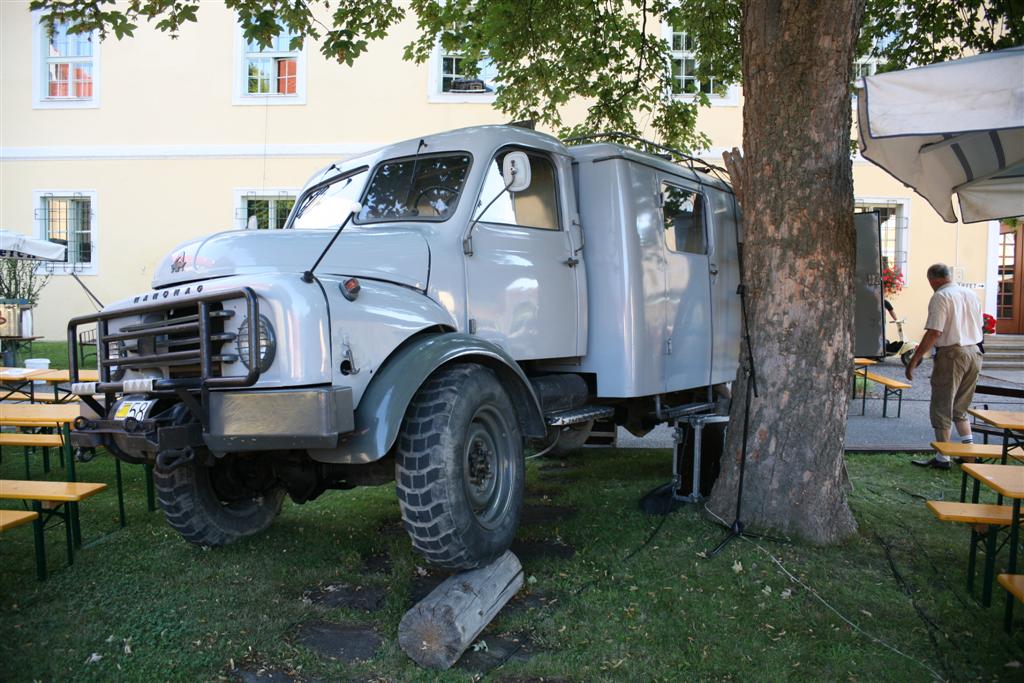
[
  {"xmin": 396, "ymin": 363, "xmax": 524, "ymax": 570},
  {"xmin": 154, "ymin": 457, "xmax": 286, "ymax": 547}
]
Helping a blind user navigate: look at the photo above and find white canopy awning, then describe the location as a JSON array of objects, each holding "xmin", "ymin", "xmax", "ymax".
[
  {"xmin": 857, "ymin": 47, "xmax": 1024, "ymax": 224},
  {"xmin": 0, "ymin": 229, "xmax": 67, "ymax": 261}
]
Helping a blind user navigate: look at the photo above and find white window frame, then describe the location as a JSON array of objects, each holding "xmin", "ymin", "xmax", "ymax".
[
  {"xmin": 31, "ymin": 11, "xmax": 101, "ymax": 109},
  {"xmin": 232, "ymin": 24, "xmax": 307, "ymax": 106},
  {"xmin": 233, "ymin": 188, "xmax": 300, "ymax": 230},
  {"xmin": 33, "ymin": 190, "xmax": 99, "ymax": 275},
  {"xmin": 855, "ymin": 196, "xmax": 911, "ymax": 285},
  {"xmin": 661, "ymin": 23, "xmax": 739, "ymax": 107},
  {"xmin": 427, "ymin": 41, "xmax": 499, "ymax": 104}
]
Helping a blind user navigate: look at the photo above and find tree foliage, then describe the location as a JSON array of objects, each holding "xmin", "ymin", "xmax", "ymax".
[
  {"xmin": 862, "ymin": 0, "xmax": 1024, "ymax": 70},
  {"xmin": 29, "ymin": 0, "xmax": 1022, "ymax": 149},
  {"xmin": 30, "ymin": 0, "xmax": 741, "ymax": 151}
]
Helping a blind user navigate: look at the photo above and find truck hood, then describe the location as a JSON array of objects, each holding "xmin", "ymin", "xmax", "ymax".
[{"xmin": 152, "ymin": 228, "xmax": 430, "ymax": 290}]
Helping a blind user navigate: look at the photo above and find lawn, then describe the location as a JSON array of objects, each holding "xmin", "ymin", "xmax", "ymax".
[{"xmin": 1, "ymin": 439, "xmax": 1022, "ymax": 682}]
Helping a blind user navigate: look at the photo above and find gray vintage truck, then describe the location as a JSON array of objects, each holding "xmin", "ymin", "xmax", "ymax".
[{"xmin": 69, "ymin": 125, "xmax": 741, "ymax": 569}]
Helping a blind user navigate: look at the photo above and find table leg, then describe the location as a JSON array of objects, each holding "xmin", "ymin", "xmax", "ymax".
[
  {"xmin": 115, "ymin": 458, "xmax": 126, "ymax": 528},
  {"xmin": 1004, "ymin": 499, "xmax": 1020, "ymax": 633},
  {"xmin": 145, "ymin": 464, "xmax": 156, "ymax": 512},
  {"xmin": 861, "ymin": 368, "xmax": 867, "ymax": 416},
  {"xmin": 982, "ymin": 526, "xmax": 998, "ymax": 607},
  {"xmin": 62, "ymin": 507, "xmax": 74, "ymax": 566},
  {"xmin": 68, "ymin": 501, "xmax": 82, "ymax": 548},
  {"xmin": 31, "ymin": 501, "xmax": 47, "ymax": 581}
]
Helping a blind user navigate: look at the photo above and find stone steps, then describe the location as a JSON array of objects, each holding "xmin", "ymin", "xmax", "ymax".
[{"xmin": 981, "ymin": 336, "xmax": 1024, "ymax": 370}]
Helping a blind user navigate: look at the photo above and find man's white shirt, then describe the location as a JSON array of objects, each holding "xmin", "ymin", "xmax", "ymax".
[{"xmin": 925, "ymin": 282, "xmax": 983, "ymax": 347}]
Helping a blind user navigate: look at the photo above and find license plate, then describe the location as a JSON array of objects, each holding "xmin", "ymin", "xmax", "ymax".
[{"xmin": 115, "ymin": 399, "xmax": 156, "ymax": 421}]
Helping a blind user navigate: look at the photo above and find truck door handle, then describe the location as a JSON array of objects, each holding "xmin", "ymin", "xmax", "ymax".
[
  {"xmin": 564, "ymin": 257, "xmax": 579, "ymax": 268},
  {"xmin": 709, "ymin": 265, "xmax": 719, "ymax": 276}
]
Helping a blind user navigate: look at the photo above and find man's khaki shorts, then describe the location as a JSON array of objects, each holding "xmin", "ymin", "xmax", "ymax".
[{"xmin": 930, "ymin": 345, "xmax": 982, "ymax": 431}]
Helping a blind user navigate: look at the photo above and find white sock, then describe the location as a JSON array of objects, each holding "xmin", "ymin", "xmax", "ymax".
[{"xmin": 961, "ymin": 436, "xmax": 974, "ymax": 444}]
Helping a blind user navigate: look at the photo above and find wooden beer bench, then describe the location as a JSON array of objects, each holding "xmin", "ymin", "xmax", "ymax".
[
  {"xmin": 0, "ymin": 480, "xmax": 107, "ymax": 579},
  {"xmin": 859, "ymin": 370, "xmax": 911, "ymax": 417}
]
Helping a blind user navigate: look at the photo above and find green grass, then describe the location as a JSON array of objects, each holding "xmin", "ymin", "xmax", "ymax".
[
  {"xmin": 7, "ymin": 340, "xmax": 97, "ymax": 371},
  {"xmin": 1, "ymin": 446, "xmax": 1021, "ymax": 682}
]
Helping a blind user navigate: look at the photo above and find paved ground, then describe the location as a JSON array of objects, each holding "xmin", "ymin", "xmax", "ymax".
[{"xmin": 614, "ymin": 358, "xmax": 1024, "ymax": 452}]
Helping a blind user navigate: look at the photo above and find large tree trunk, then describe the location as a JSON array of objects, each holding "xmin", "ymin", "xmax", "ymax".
[{"xmin": 708, "ymin": 0, "xmax": 866, "ymax": 544}]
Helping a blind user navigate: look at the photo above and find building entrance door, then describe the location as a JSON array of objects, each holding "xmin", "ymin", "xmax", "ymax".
[{"xmin": 997, "ymin": 222, "xmax": 1024, "ymax": 334}]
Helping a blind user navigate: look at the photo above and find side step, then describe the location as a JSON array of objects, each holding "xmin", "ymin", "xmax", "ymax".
[{"xmin": 546, "ymin": 405, "xmax": 615, "ymax": 427}]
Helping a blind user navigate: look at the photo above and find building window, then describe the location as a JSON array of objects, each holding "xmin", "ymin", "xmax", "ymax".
[
  {"xmin": 32, "ymin": 15, "xmax": 100, "ymax": 109},
  {"xmin": 234, "ymin": 25, "xmax": 306, "ymax": 105},
  {"xmin": 429, "ymin": 44, "xmax": 498, "ymax": 103},
  {"xmin": 662, "ymin": 25, "xmax": 738, "ymax": 106},
  {"xmin": 234, "ymin": 191, "xmax": 297, "ymax": 230},
  {"xmin": 34, "ymin": 192, "xmax": 97, "ymax": 273},
  {"xmin": 856, "ymin": 198, "xmax": 910, "ymax": 281}
]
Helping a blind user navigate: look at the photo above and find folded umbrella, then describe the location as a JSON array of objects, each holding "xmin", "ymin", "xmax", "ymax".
[{"xmin": 857, "ymin": 46, "xmax": 1024, "ymax": 224}]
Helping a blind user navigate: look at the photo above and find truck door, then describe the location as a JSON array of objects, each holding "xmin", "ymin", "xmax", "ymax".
[
  {"xmin": 660, "ymin": 180, "xmax": 714, "ymax": 392},
  {"xmin": 465, "ymin": 149, "xmax": 581, "ymax": 360}
]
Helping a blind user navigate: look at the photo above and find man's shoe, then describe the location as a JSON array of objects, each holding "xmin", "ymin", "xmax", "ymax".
[{"xmin": 911, "ymin": 457, "xmax": 952, "ymax": 470}]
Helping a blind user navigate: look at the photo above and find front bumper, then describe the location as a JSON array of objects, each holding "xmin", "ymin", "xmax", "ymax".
[
  {"xmin": 206, "ymin": 386, "xmax": 354, "ymax": 451},
  {"xmin": 71, "ymin": 386, "xmax": 355, "ymax": 457}
]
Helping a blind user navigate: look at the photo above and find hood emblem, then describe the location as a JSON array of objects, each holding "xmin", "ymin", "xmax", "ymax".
[{"xmin": 171, "ymin": 252, "xmax": 188, "ymax": 273}]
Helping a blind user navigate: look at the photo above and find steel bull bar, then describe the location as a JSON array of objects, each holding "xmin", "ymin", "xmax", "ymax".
[{"xmin": 67, "ymin": 287, "xmax": 263, "ymax": 462}]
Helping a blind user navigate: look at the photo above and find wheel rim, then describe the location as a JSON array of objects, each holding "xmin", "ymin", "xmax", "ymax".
[{"xmin": 462, "ymin": 404, "xmax": 516, "ymax": 530}]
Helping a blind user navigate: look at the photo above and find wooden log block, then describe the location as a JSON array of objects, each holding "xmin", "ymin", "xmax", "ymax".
[{"xmin": 398, "ymin": 550, "xmax": 523, "ymax": 670}]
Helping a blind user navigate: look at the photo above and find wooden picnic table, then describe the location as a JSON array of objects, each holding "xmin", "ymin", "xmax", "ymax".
[
  {"xmin": 962, "ymin": 463, "xmax": 1024, "ymax": 632},
  {"xmin": 853, "ymin": 358, "xmax": 877, "ymax": 366}
]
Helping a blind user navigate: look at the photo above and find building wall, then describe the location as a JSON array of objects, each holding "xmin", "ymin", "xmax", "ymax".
[{"xmin": 1, "ymin": 1, "xmax": 991, "ymax": 343}]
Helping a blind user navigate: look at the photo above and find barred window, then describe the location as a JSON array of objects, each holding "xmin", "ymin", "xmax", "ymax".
[
  {"xmin": 239, "ymin": 194, "xmax": 296, "ymax": 230},
  {"xmin": 36, "ymin": 193, "xmax": 95, "ymax": 271}
]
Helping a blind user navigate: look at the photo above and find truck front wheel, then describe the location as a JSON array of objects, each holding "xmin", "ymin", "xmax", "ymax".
[
  {"xmin": 154, "ymin": 456, "xmax": 286, "ymax": 547},
  {"xmin": 396, "ymin": 364, "xmax": 524, "ymax": 570}
]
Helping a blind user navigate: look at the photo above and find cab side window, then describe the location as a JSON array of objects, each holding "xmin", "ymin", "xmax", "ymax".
[
  {"xmin": 662, "ymin": 183, "xmax": 706, "ymax": 254},
  {"xmin": 477, "ymin": 151, "xmax": 560, "ymax": 230}
]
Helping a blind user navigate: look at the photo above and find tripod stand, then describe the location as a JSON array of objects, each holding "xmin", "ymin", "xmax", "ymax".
[{"xmin": 708, "ymin": 255, "xmax": 762, "ymax": 557}]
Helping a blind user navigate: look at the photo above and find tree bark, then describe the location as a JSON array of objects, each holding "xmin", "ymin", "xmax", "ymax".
[{"xmin": 708, "ymin": 0, "xmax": 866, "ymax": 544}]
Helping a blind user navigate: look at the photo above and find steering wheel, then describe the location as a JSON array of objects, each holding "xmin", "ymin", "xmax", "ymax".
[{"xmin": 412, "ymin": 185, "xmax": 458, "ymax": 216}]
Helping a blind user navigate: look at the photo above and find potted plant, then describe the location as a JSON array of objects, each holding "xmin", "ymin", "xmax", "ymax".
[{"xmin": 0, "ymin": 257, "xmax": 51, "ymax": 337}]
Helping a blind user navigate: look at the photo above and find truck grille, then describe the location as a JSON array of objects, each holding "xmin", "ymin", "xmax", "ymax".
[{"xmin": 68, "ymin": 287, "xmax": 263, "ymax": 393}]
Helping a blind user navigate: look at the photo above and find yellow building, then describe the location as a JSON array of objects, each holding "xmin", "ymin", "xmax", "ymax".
[{"xmin": 0, "ymin": 2, "xmax": 999, "ymax": 343}]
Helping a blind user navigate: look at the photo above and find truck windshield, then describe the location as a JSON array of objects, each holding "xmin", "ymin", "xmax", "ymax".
[
  {"xmin": 288, "ymin": 166, "xmax": 369, "ymax": 231},
  {"xmin": 356, "ymin": 153, "xmax": 471, "ymax": 223}
]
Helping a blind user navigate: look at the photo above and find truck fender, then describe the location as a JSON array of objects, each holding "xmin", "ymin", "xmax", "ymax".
[{"xmin": 308, "ymin": 333, "xmax": 546, "ymax": 464}]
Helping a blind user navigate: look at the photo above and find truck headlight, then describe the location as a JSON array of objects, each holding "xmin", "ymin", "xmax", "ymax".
[{"xmin": 236, "ymin": 315, "xmax": 276, "ymax": 372}]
